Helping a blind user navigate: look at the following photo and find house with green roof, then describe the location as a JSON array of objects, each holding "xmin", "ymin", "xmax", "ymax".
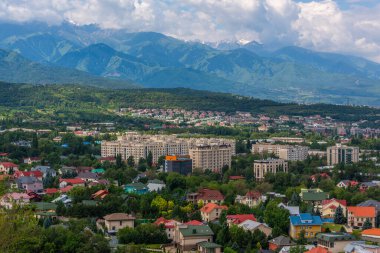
[
  {"xmin": 176, "ymin": 224, "xmax": 215, "ymax": 252},
  {"xmin": 300, "ymin": 188, "xmax": 329, "ymax": 210},
  {"xmin": 316, "ymin": 233, "xmax": 356, "ymax": 253},
  {"xmin": 125, "ymin": 182, "xmax": 148, "ymax": 195},
  {"xmin": 197, "ymin": 241, "xmax": 222, "ymax": 253}
]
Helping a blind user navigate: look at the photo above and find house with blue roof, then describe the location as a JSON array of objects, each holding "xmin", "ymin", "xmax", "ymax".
[{"xmin": 289, "ymin": 213, "xmax": 322, "ymax": 239}]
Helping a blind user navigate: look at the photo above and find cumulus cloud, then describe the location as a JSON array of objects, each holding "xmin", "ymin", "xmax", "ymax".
[{"xmin": 0, "ymin": 0, "xmax": 380, "ymax": 62}]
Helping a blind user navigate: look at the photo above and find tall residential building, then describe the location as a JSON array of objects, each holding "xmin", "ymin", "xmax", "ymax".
[
  {"xmin": 164, "ymin": 155, "xmax": 192, "ymax": 175},
  {"xmin": 326, "ymin": 144, "xmax": 359, "ymax": 166},
  {"xmin": 279, "ymin": 146, "xmax": 309, "ymax": 161},
  {"xmin": 189, "ymin": 144, "xmax": 233, "ymax": 173},
  {"xmin": 253, "ymin": 158, "xmax": 288, "ymax": 181},
  {"xmin": 252, "ymin": 143, "xmax": 309, "ymax": 161},
  {"xmin": 101, "ymin": 132, "xmax": 235, "ymax": 164}
]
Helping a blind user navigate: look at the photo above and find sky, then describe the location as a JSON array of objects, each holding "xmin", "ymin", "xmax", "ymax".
[{"xmin": 0, "ymin": 0, "xmax": 380, "ymax": 62}]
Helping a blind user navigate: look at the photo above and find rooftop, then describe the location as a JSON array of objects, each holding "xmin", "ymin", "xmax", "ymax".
[{"xmin": 179, "ymin": 225, "xmax": 214, "ymax": 237}]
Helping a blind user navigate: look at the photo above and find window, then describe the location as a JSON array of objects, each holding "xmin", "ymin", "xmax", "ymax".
[{"xmin": 120, "ymin": 221, "xmax": 123, "ymax": 226}]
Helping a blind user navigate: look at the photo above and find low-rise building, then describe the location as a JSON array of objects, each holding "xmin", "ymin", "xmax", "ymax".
[
  {"xmin": 289, "ymin": 213, "xmax": 323, "ymax": 239},
  {"xmin": 197, "ymin": 242, "xmax": 222, "ymax": 253},
  {"xmin": 235, "ymin": 191, "xmax": 262, "ymax": 208},
  {"xmin": 226, "ymin": 214, "xmax": 256, "ymax": 226},
  {"xmin": 16, "ymin": 176, "xmax": 43, "ymax": 193},
  {"xmin": 154, "ymin": 217, "xmax": 180, "ymax": 241},
  {"xmin": 322, "ymin": 199, "xmax": 347, "ymax": 218},
  {"xmin": 187, "ymin": 188, "xmax": 225, "ymax": 205},
  {"xmin": 59, "ymin": 178, "xmax": 85, "ymax": 188},
  {"xmin": 300, "ymin": 188, "xmax": 329, "ymax": 210},
  {"xmin": 278, "ymin": 203, "xmax": 300, "ymax": 216},
  {"xmin": 147, "ymin": 179, "xmax": 166, "ymax": 192},
  {"xmin": 164, "ymin": 155, "xmax": 192, "ymax": 175},
  {"xmin": 102, "ymin": 213, "xmax": 135, "ymax": 234},
  {"xmin": 238, "ymin": 220, "xmax": 272, "ymax": 237},
  {"xmin": 0, "ymin": 162, "xmax": 19, "ymax": 174},
  {"xmin": 316, "ymin": 233, "xmax": 356, "ymax": 253},
  {"xmin": 200, "ymin": 203, "xmax": 228, "ymax": 222},
  {"xmin": 269, "ymin": 236, "xmax": 295, "ymax": 251},
  {"xmin": 0, "ymin": 192, "xmax": 31, "ymax": 209},
  {"xmin": 344, "ymin": 241, "xmax": 380, "ymax": 253},
  {"xmin": 124, "ymin": 182, "xmax": 149, "ymax": 195},
  {"xmin": 347, "ymin": 206, "xmax": 376, "ymax": 228},
  {"xmin": 361, "ymin": 228, "xmax": 380, "ymax": 243},
  {"xmin": 175, "ymin": 224, "xmax": 215, "ymax": 252}
]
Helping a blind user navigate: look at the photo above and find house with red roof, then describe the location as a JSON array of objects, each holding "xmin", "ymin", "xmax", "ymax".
[
  {"xmin": 229, "ymin": 175, "xmax": 245, "ymax": 181},
  {"xmin": 154, "ymin": 217, "xmax": 180, "ymax": 240},
  {"xmin": 347, "ymin": 206, "xmax": 376, "ymax": 228},
  {"xmin": 60, "ymin": 185, "xmax": 74, "ymax": 193},
  {"xmin": 336, "ymin": 180, "xmax": 359, "ymax": 189},
  {"xmin": 235, "ymin": 191, "xmax": 262, "ymax": 208},
  {"xmin": 92, "ymin": 190, "xmax": 109, "ymax": 200},
  {"xmin": 361, "ymin": 228, "xmax": 380, "ymax": 243},
  {"xmin": 226, "ymin": 214, "xmax": 256, "ymax": 226},
  {"xmin": 184, "ymin": 220, "xmax": 204, "ymax": 226},
  {"xmin": 200, "ymin": 203, "xmax": 228, "ymax": 222},
  {"xmin": 44, "ymin": 188, "xmax": 59, "ymax": 195},
  {"xmin": 99, "ymin": 157, "xmax": 116, "ymax": 164},
  {"xmin": 14, "ymin": 170, "xmax": 43, "ymax": 180},
  {"xmin": 322, "ymin": 199, "xmax": 347, "ymax": 218},
  {"xmin": 187, "ymin": 188, "xmax": 225, "ymax": 205},
  {"xmin": 0, "ymin": 192, "xmax": 31, "ymax": 209},
  {"xmin": 310, "ymin": 173, "xmax": 330, "ymax": 183},
  {"xmin": 305, "ymin": 246, "xmax": 331, "ymax": 253},
  {"xmin": 59, "ymin": 178, "xmax": 85, "ymax": 188},
  {"xmin": 0, "ymin": 152, "xmax": 9, "ymax": 158},
  {"xmin": 0, "ymin": 162, "xmax": 19, "ymax": 174}
]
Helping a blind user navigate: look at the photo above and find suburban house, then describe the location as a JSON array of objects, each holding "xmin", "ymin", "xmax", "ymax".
[
  {"xmin": 16, "ymin": 176, "xmax": 43, "ymax": 193},
  {"xmin": 0, "ymin": 162, "xmax": 19, "ymax": 174},
  {"xmin": 23, "ymin": 157, "xmax": 41, "ymax": 164},
  {"xmin": 76, "ymin": 172, "xmax": 98, "ymax": 182},
  {"xmin": 59, "ymin": 178, "xmax": 86, "ymax": 188},
  {"xmin": 336, "ymin": 180, "xmax": 359, "ymax": 189},
  {"xmin": 154, "ymin": 217, "xmax": 180, "ymax": 241},
  {"xmin": 359, "ymin": 182, "xmax": 378, "ymax": 192},
  {"xmin": 316, "ymin": 233, "xmax": 356, "ymax": 253},
  {"xmin": 278, "ymin": 203, "xmax": 300, "ymax": 216},
  {"xmin": 344, "ymin": 241, "xmax": 380, "ymax": 253},
  {"xmin": 197, "ymin": 242, "xmax": 222, "ymax": 253},
  {"xmin": 226, "ymin": 214, "xmax": 256, "ymax": 225},
  {"xmin": 310, "ymin": 173, "xmax": 330, "ymax": 183},
  {"xmin": 14, "ymin": 170, "xmax": 43, "ymax": 181},
  {"xmin": 269, "ymin": 235, "xmax": 296, "ymax": 251},
  {"xmin": 200, "ymin": 203, "xmax": 228, "ymax": 222},
  {"xmin": 147, "ymin": 179, "xmax": 166, "ymax": 192},
  {"xmin": 187, "ymin": 188, "xmax": 225, "ymax": 205},
  {"xmin": 305, "ymin": 247, "xmax": 331, "ymax": 253},
  {"xmin": 347, "ymin": 206, "xmax": 376, "ymax": 228},
  {"xmin": 280, "ymin": 245, "xmax": 315, "ymax": 253},
  {"xmin": 32, "ymin": 165, "xmax": 57, "ymax": 178},
  {"xmin": 322, "ymin": 199, "xmax": 347, "ymax": 218},
  {"xmin": 92, "ymin": 190, "xmax": 109, "ymax": 200},
  {"xmin": 300, "ymin": 188, "xmax": 329, "ymax": 210},
  {"xmin": 238, "ymin": 220, "xmax": 272, "ymax": 236},
  {"xmin": 124, "ymin": 182, "xmax": 149, "ymax": 194},
  {"xmin": 175, "ymin": 224, "xmax": 214, "ymax": 252},
  {"xmin": 235, "ymin": 191, "xmax": 262, "ymax": 208},
  {"xmin": 101, "ymin": 213, "xmax": 135, "ymax": 234},
  {"xmin": 0, "ymin": 192, "xmax": 31, "ymax": 209},
  {"xmin": 289, "ymin": 213, "xmax": 323, "ymax": 239},
  {"xmin": 361, "ymin": 228, "xmax": 380, "ymax": 243}
]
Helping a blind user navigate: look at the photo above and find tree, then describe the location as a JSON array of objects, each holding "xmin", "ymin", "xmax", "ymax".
[
  {"xmin": 147, "ymin": 151, "xmax": 153, "ymax": 168},
  {"xmin": 264, "ymin": 200, "xmax": 290, "ymax": 234},
  {"xmin": 289, "ymin": 192, "xmax": 301, "ymax": 206},
  {"xmin": 334, "ymin": 205, "xmax": 346, "ymax": 224},
  {"xmin": 116, "ymin": 154, "xmax": 124, "ymax": 168},
  {"xmin": 127, "ymin": 156, "xmax": 135, "ymax": 167},
  {"xmin": 290, "ymin": 245, "xmax": 307, "ymax": 253},
  {"xmin": 43, "ymin": 217, "xmax": 52, "ymax": 229},
  {"xmin": 297, "ymin": 230, "xmax": 307, "ymax": 245},
  {"xmin": 363, "ymin": 218, "xmax": 373, "ymax": 230}
]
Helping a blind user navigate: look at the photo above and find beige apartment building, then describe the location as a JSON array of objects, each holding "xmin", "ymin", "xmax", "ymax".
[
  {"xmin": 189, "ymin": 144, "xmax": 233, "ymax": 173},
  {"xmin": 101, "ymin": 132, "xmax": 235, "ymax": 164},
  {"xmin": 253, "ymin": 158, "xmax": 288, "ymax": 181},
  {"xmin": 252, "ymin": 143, "xmax": 309, "ymax": 161},
  {"xmin": 327, "ymin": 144, "xmax": 359, "ymax": 166},
  {"xmin": 271, "ymin": 137, "xmax": 305, "ymax": 143}
]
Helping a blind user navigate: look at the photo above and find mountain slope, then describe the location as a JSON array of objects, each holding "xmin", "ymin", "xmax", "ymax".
[{"xmin": 0, "ymin": 49, "xmax": 138, "ymax": 89}]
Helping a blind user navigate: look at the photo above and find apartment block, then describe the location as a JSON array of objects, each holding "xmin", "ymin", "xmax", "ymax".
[
  {"xmin": 189, "ymin": 144, "xmax": 233, "ymax": 173},
  {"xmin": 101, "ymin": 132, "xmax": 235, "ymax": 164},
  {"xmin": 327, "ymin": 144, "xmax": 359, "ymax": 166},
  {"xmin": 252, "ymin": 143, "xmax": 309, "ymax": 161},
  {"xmin": 253, "ymin": 158, "xmax": 288, "ymax": 181}
]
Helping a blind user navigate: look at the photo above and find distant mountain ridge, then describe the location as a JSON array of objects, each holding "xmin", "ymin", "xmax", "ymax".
[{"xmin": 0, "ymin": 21, "xmax": 379, "ymax": 106}]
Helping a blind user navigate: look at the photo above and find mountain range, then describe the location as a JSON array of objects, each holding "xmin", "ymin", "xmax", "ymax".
[{"xmin": 0, "ymin": 21, "xmax": 379, "ymax": 106}]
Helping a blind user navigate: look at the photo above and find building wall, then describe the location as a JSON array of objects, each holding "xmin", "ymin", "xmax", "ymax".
[
  {"xmin": 347, "ymin": 215, "xmax": 376, "ymax": 228},
  {"xmin": 105, "ymin": 219, "xmax": 134, "ymax": 232},
  {"xmin": 327, "ymin": 145, "xmax": 359, "ymax": 166},
  {"xmin": 179, "ymin": 235, "xmax": 213, "ymax": 252},
  {"xmin": 318, "ymin": 240, "xmax": 355, "ymax": 253},
  {"xmin": 189, "ymin": 145, "xmax": 233, "ymax": 173},
  {"xmin": 289, "ymin": 224, "xmax": 322, "ymax": 239},
  {"xmin": 253, "ymin": 159, "xmax": 288, "ymax": 181},
  {"xmin": 101, "ymin": 133, "xmax": 235, "ymax": 164}
]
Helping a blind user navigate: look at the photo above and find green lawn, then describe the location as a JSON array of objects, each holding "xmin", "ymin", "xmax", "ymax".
[{"xmin": 323, "ymin": 223, "xmax": 344, "ymax": 232}]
